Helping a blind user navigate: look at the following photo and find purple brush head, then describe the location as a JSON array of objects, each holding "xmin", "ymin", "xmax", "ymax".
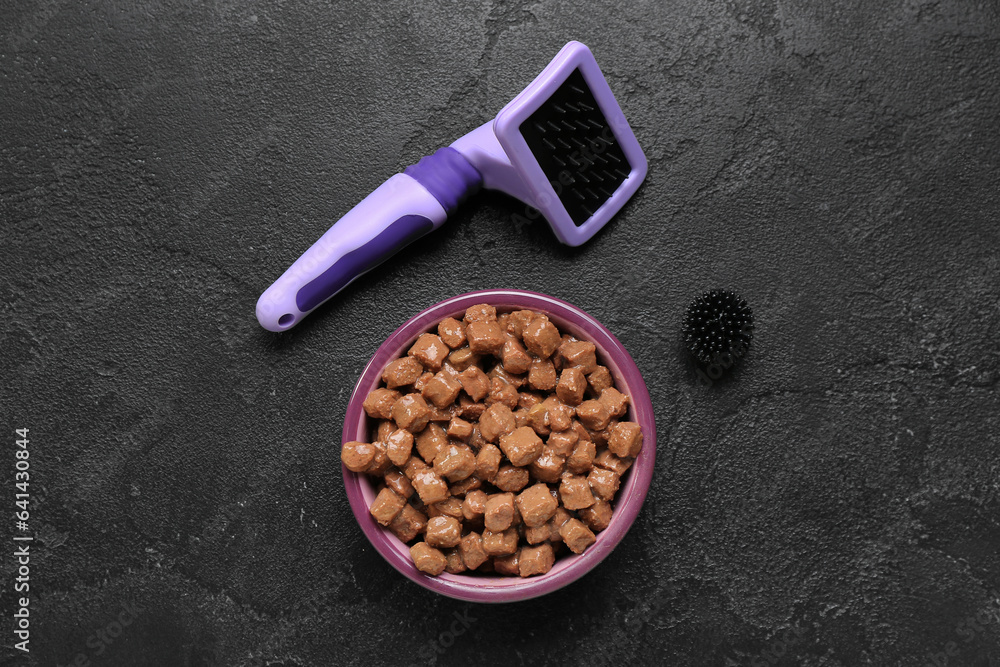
[
  {"xmin": 452, "ymin": 41, "xmax": 647, "ymax": 246},
  {"xmin": 257, "ymin": 41, "xmax": 646, "ymax": 331}
]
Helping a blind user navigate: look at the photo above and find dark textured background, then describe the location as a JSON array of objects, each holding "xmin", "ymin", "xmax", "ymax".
[{"xmin": 2, "ymin": 0, "xmax": 999, "ymax": 665}]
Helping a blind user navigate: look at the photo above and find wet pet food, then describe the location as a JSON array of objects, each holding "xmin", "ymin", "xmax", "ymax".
[{"xmin": 341, "ymin": 305, "xmax": 643, "ymax": 577}]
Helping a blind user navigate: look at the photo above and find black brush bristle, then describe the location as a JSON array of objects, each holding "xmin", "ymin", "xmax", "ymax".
[
  {"xmin": 683, "ymin": 290, "xmax": 754, "ymax": 366},
  {"xmin": 519, "ymin": 68, "xmax": 631, "ymax": 225}
]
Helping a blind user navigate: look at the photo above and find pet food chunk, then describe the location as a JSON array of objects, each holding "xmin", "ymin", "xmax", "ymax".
[
  {"xmin": 468, "ymin": 426, "xmax": 487, "ymax": 451},
  {"xmin": 375, "ymin": 420, "xmax": 395, "ymax": 442},
  {"xmin": 445, "ymin": 417, "xmax": 472, "ymax": 441},
  {"xmin": 415, "ymin": 423, "xmax": 448, "ymax": 463},
  {"xmin": 486, "ymin": 377, "xmax": 519, "ymax": 409},
  {"xmin": 587, "ymin": 366, "xmax": 613, "ymax": 393},
  {"xmin": 519, "ymin": 543, "xmax": 555, "ymax": 577},
  {"xmin": 479, "ymin": 403, "xmax": 516, "ymax": 443},
  {"xmin": 365, "ymin": 441, "xmax": 391, "ymax": 476},
  {"xmin": 341, "ymin": 441, "xmax": 376, "ymax": 472},
  {"xmin": 575, "ymin": 399, "xmax": 611, "ymax": 431},
  {"xmin": 382, "ymin": 357, "xmax": 424, "ymax": 389},
  {"xmin": 392, "ymin": 393, "xmax": 431, "ymax": 432},
  {"xmin": 410, "ymin": 542, "xmax": 448, "ymax": 575},
  {"xmin": 433, "ymin": 444, "xmax": 476, "ymax": 482},
  {"xmin": 413, "ymin": 372, "xmax": 433, "ymax": 392},
  {"xmin": 505, "ymin": 309, "xmax": 538, "ymax": 338},
  {"xmin": 598, "ymin": 387, "xmax": 629, "ymax": 418},
  {"xmin": 516, "ymin": 483, "xmax": 559, "ymax": 528},
  {"xmin": 467, "ymin": 321, "xmax": 505, "ymax": 355},
  {"xmin": 543, "ymin": 397, "xmax": 574, "ymax": 432},
  {"xmin": 383, "ymin": 468, "xmax": 414, "ymax": 499},
  {"xmin": 484, "ymin": 493, "xmax": 516, "ymax": 532},
  {"xmin": 559, "ymin": 518, "xmax": 597, "ymax": 554},
  {"xmin": 464, "ymin": 303, "xmax": 497, "ymax": 323},
  {"xmin": 370, "ymin": 488, "xmax": 406, "ymax": 526},
  {"xmin": 447, "ymin": 346, "xmax": 481, "ymax": 371},
  {"xmin": 489, "ymin": 363, "xmax": 526, "ymax": 390},
  {"xmin": 428, "ymin": 498, "xmax": 463, "ymax": 520},
  {"xmin": 363, "ymin": 388, "xmax": 401, "ymax": 420},
  {"xmin": 402, "ymin": 455, "xmax": 429, "ymax": 480},
  {"xmin": 566, "ymin": 439, "xmax": 596, "ymax": 475},
  {"xmin": 547, "ymin": 507, "xmax": 573, "ymax": 543},
  {"xmin": 494, "ymin": 465, "xmax": 530, "ymax": 493},
  {"xmin": 559, "ymin": 474, "xmax": 596, "ymax": 510},
  {"xmin": 385, "ymin": 429, "xmax": 414, "ymax": 467},
  {"xmin": 389, "ymin": 504, "xmax": 427, "ymax": 542},
  {"xmin": 556, "ymin": 368, "xmax": 587, "ymax": 406},
  {"xmin": 525, "ymin": 524, "xmax": 551, "ymax": 545},
  {"xmin": 559, "ymin": 340, "xmax": 598, "ymax": 373},
  {"xmin": 457, "ymin": 395, "xmax": 486, "ymax": 421},
  {"xmin": 525, "ymin": 403, "xmax": 551, "ymax": 437},
  {"xmin": 528, "ymin": 448, "xmax": 566, "ymax": 483},
  {"xmin": 408, "ymin": 333, "xmax": 450, "ymax": 371},
  {"xmin": 547, "ymin": 429, "xmax": 579, "ymax": 457},
  {"xmin": 439, "ymin": 360, "xmax": 461, "ymax": 380},
  {"xmin": 523, "ymin": 316, "xmax": 561, "ymax": 358},
  {"xmin": 594, "ymin": 449, "xmax": 633, "ymax": 476},
  {"xmin": 494, "ymin": 551, "xmax": 520, "ymax": 576},
  {"xmin": 458, "ymin": 366, "xmax": 490, "ymax": 402},
  {"xmin": 459, "ymin": 532, "xmax": 489, "ymax": 570},
  {"xmin": 498, "ymin": 426, "xmax": 544, "ymax": 466},
  {"xmin": 431, "ymin": 407, "xmax": 454, "ymax": 422},
  {"xmin": 608, "ymin": 421, "xmax": 643, "ymax": 458},
  {"xmin": 502, "ymin": 336, "xmax": 533, "ymax": 374},
  {"xmin": 482, "ymin": 528, "xmax": 519, "ymax": 556},
  {"xmin": 425, "ymin": 515, "xmax": 462, "ymax": 548},
  {"xmin": 475, "ymin": 443, "xmax": 503, "ymax": 482},
  {"xmin": 587, "ymin": 467, "xmax": 620, "ymax": 502},
  {"xmin": 437, "ymin": 317, "xmax": 467, "ymax": 349},
  {"xmin": 528, "ymin": 358, "xmax": 557, "ymax": 391},
  {"xmin": 518, "ymin": 391, "xmax": 544, "ymax": 410},
  {"xmin": 589, "ymin": 425, "xmax": 614, "ymax": 448},
  {"xmin": 571, "ymin": 420, "xmax": 592, "ymax": 444},
  {"xmin": 411, "ymin": 468, "xmax": 450, "ymax": 505},
  {"xmin": 579, "ymin": 499, "xmax": 614, "ymax": 532},
  {"xmin": 449, "ymin": 475, "xmax": 482, "ymax": 497},
  {"xmin": 422, "ymin": 371, "xmax": 463, "ymax": 409},
  {"xmin": 444, "ymin": 548, "xmax": 467, "ymax": 574},
  {"xmin": 462, "ymin": 489, "xmax": 488, "ymax": 521}
]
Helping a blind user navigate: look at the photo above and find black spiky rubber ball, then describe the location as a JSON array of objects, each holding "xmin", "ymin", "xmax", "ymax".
[{"xmin": 684, "ymin": 290, "xmax": 754, "ymax": 366}]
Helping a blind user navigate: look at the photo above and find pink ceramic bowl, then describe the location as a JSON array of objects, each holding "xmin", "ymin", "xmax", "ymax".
[{"xmin": 341, "ymin": 290, "xmax": 656, "ymax": 603}]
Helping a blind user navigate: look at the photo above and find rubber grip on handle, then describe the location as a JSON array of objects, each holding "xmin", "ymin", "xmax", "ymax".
[{"xmin": 256, "ymin": 173, "xmax": 447, "ymax": 331}]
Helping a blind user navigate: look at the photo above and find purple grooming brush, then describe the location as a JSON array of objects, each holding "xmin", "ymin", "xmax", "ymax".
[{"xmin": 256, "ymin": 41, "xmax": 647, "ymax": 332}]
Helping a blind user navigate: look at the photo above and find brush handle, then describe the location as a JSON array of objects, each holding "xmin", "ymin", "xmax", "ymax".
[
  {"xmin": 256, "ymin": 174, "xmax": 447, "ymax": 331},
  {"xmin": 256, "ymin": 149, "xmax": 483, "ymax": 331}
]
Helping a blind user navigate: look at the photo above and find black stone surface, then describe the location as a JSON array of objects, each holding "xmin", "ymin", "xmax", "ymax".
[{"xmin": 2, "ymin": 1, "xmax": 998, "ymax": 666}]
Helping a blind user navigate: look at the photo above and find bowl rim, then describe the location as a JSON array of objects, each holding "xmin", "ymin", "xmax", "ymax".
[{"xmin": 341, "ymin": 289, "xmax": 656, "ymax": 603}]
